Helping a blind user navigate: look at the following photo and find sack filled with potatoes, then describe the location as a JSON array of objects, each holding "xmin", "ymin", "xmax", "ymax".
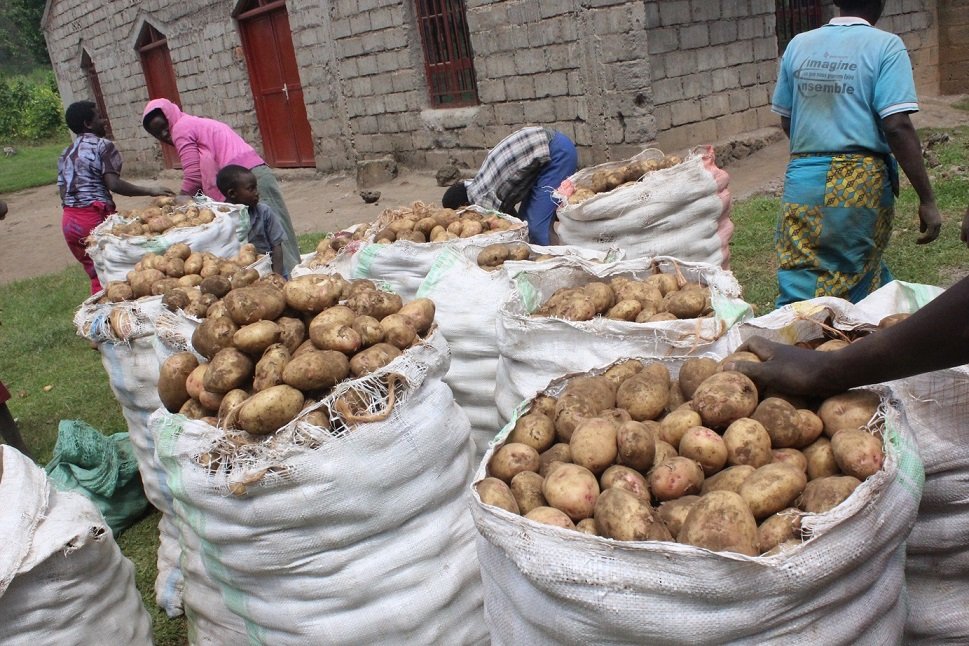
[
  {"xmin": 365, "ymin": 201, "xmax": 523, "ymax": 245},
  {"xmin": 556, "ymin": 149, "xmax": 683, "ymax": 206},
  {"xmin": 107, "ymin": 197, "xmax": 230, "ymax": 238}
]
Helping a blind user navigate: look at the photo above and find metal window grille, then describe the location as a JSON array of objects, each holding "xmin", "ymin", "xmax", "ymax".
[
  {"xmin": 81, "ymin": 51, "xmax": 112, "ymax": 139},
  {"xmin": 415, "ymin": 0, "xmax": 479, "ymax": 108},
  {"xmin": 775, "ymin": 0, "xmax": 824, "ymax": 54}
]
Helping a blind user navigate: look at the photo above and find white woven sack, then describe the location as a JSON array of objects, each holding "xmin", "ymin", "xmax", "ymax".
[
  {"xmin": 417, "ymin": 243, "xmax": 619, "ymax": 459},
  {"xmin": 352, "ymin": 206, "xmax": 527, "ymax": 300},
  {"xmin": 87, "ymin": 198, "xmax": 248, "ymax": 285},
  {"xmin": 150, "ymin": 329, "xmax": 487, "ymax": 644},
  {"xmin": 0, "ymin": 446, "xmax": 152, "ymax": 645},
  {"xmin": 494, "ymin": 256, "xmax": 752, "ymax": 422},
  {"xmin": 471, "ymin": 363, "xmax": 923, "ymax": 645},
  {"xmin": 726, "ymin": 280, "xmax": 965, "ymax": 643},
  {"xmin": 554, "ymin": 145, "xmax": 733, "ymax": 268},
  {"xmin": 73, "ymin": 294, "xmax": 184, "ymax": 618}
]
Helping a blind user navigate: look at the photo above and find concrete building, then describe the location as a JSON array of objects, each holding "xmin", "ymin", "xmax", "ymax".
[{"xmin": 42, "ymin": 0, "xmax": 964, "ymax": 178}]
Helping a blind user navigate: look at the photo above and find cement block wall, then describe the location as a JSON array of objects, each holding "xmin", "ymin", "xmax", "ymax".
[{"xmin": 938, "ymin": 0, "xmax": 969, "ymax": 94}]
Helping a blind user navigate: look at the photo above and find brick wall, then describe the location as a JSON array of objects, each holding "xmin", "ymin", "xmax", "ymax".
[{"xmin": 937, "ymin": 0, "xmax": 969, "ymax": 94}]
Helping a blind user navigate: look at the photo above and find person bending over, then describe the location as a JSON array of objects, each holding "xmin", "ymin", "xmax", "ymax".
[
  {"xmin": 442, "ymin": 126, "xmax": 578, "ymax": 245},
  {"xmin": 216, "ymin": 164, "xmax": 289, "ymax": 278}
]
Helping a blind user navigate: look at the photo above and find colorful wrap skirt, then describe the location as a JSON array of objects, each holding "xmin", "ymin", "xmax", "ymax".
[{"xmin": 775, "ymin": 152, "xmax": 896, "ymax": 308}]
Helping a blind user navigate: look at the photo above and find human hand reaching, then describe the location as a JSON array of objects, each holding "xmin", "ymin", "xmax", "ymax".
[
  {"xmin": 149, "ymin": 185, "xmax": 176, "ymax": 197},
  {"xmin": 916, "ymin": 202, "xmax": 941, "ymax": 244}
]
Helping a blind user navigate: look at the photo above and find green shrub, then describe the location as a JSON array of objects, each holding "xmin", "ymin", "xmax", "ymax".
[{"xmin": 0, "ymin": 69, "xmax": 63, "ymax": 142}]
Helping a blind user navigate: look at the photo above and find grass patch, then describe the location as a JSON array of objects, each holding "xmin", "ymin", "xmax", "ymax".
[
  {"xmin": 953, "ymin": 96, "xmax": 969, "ymax": 112},
  {"xmin": 0, "ymin": 134, "xmax": 71, "ymax": 194}
]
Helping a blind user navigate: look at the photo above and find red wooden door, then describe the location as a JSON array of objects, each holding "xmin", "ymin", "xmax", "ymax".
[
  {"xmin": 139, "ymin": 28, "xmax": 182, "ymax": 169},
  {"xmin": 237, "ymin": 1, "xmax": 315, "ymax": 167}
]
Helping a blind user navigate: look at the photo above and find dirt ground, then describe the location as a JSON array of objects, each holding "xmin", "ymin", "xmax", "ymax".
[{"xmin": 1, "ymin": 94, "xmax": 966, "ymax": 286}]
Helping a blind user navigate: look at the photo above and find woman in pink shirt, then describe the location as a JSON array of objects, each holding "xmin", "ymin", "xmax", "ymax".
[{"xmin": 142, "ymin": 99, "xmax": 300, "ymax": 270}]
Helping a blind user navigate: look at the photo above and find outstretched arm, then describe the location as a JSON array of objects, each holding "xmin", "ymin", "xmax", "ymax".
[
  {"xmin": 103, "ymin": 173, "xmax": 174, "ymax": 198},
  {"xmin": 881, "ymin": 112, "xmax": 940, "ymax": 244},
  {"xmin": 729, "ymin": 276, "xmax": 969, "ymax": 396}
]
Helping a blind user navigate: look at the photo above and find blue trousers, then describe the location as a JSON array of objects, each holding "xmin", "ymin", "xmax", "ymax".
[{"xmin": 519, "ymin": 131, "xmax": 578, "ymax": 245}]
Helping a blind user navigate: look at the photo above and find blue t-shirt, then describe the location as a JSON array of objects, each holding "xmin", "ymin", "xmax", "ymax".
[
  {"xmin": 247, "ymin": 202, "xmax": 288, "ymax": 255},
  {"xmin": 771, "ymin": 18, "xmax": 918, "ymax": 154}
]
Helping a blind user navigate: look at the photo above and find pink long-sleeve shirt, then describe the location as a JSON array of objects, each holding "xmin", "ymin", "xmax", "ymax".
[{"xmin": 142, "ymin": 98, "xmax": 264, "ymax": 200}]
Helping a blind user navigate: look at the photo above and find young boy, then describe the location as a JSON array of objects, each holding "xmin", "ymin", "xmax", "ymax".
[
  {"xmin": 216, "ymin": 164, "xmax": 291, "ymax": 277},
  {"xmin": 58, "ymin": 101, "xmax": 173, "ymax": 294}
]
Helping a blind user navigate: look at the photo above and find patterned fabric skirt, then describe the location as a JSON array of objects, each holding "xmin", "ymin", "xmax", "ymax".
[{"xmin": 775, "ymin": 152, "xmax": 895, "ymax": 308}]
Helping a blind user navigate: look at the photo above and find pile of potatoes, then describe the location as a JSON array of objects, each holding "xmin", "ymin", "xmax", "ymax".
[
  {"xmin": 305, "ymin": 226, "xmax": 369, "ymax": 268},
  {"xmin": 568, "ymin": 154, "xmax": 682, "ymax": 205},
  {"xmin": 476, "ymin": 354, "xmax": 886, "ymax": 556},
  {"xmin": 792, "ymin": 312, "xmax": 912, "ymax": 351},
  {"xmin": 109, "ymin": 197, "xmax": 231, "ymax": 237},
  {"xmin": 475, "ymin": 243, "xmax": 563, "ymax": 270},
  {"xmin": 157, "ymin": 272, "xmax": 436, "ymax": 439},
  {"xmin": 533, "ymin": 273, "xmax": 713, "ymax": 323},
  {"xmin": 372, "ymin": 202, "xmax": 518, "ymax": 244}
]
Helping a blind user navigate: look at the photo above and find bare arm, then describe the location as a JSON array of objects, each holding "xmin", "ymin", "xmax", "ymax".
[
  {"xmin": 270, "ymin": 243, "xmax": 285, "ymax": 276},
  {"xmin": 103, "ymin": 173, "xmax": 174, "ymax": 198},
  {"xmin": 780, "ymin": 116, "xmax": 791, "ymax": 139},
  {"xmin": 881, "ymin": 112, "xmax": 940, "ymax": 244},
  {"xmin": 730, "ymin": 276, "xmax": 969, "ymax": 396}
]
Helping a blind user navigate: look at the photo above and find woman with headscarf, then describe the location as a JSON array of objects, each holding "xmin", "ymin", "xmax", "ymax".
[{"xmin": 142, "ymin": 99, "xmax": 301, "ymax": 273}]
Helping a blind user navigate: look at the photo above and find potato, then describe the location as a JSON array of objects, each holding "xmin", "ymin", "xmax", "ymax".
[
  {"xmin": 691, "ymin": 371, "xmax": 759, "ymax": 430},
  {"xmin": 652, "ymin": 440, "xmax": 679, "ymax": 469},
  {"xmin": 600, "ymin": 465, "xmax": 649, "ymax": 499},
  {"xmin": 594, "ymin": 487, "xmax": 672, "ymax": 541},
  {"xmin": 751, "ymin": 397, "xmax": 801, "ymax": 449},
  {"xmin": 236, "ymin": 384, "xmax": 305, "ymax": 435},
  {"xmin": 549, "ymin": 293, "xmax": 597, "ymax": 321},
  {"xmin": 583, "ymin": 282, "xmax": 616, "ymax": 313},
  {"xmin": 616, "ymin": 420, "xmax": 657, "ymax": 471},
  {"xmin": 649, "ymin": 456, "xmax": 705, "ymax": 501},
  {"xmin": 678, "ymin": 426, "xmax": 728, "ymax": 476},
  {"xmin": 164, "ymin": 242, "xmax": 191, "ymax": 260},
  {"xmin": 659, "ymin": 408, "xmax": 702, "ymax": 447},
  {"xmin": 531, "ymin": 394, "xmax": 558, "ymax": 419},
  {"xmin": 282, "ymin": 350, "xmax": 350, "ymax": 391},
  {"xmin": 677, "ymin": 357, "xmax": 719, "ymax": 399},
  {"xmin": 346, "ymin": 289, "xmax": 403, "ymax": 320},
  {"xmin": 253, "ymin": 343, "xmax": 291, "ymax": 392},
  {"xmin": 543, "ymin": 463, "xmax": 600, "ymax": 521},
  {"xmin": 475, "ymin": 477, "xmax": 520, "ymax": 514},
  {"xmin": 605, "ymin": 299, "xmax": 642, "ymax": 321},
  {"xmin": 284, "ymin": 275, "xmax": 344, "ymax": 313},
  {"xmin": 197, "ymin": 386, "xmax": 225, "ymax": 413},
  {"xmin": 772, "ymin": 448, "xmax": 808, "ymax": 473},
  {"xmin": 489, "ymin": 442, "xmax": 541, "ymax": 483},
  {"xmin": 757, "ymin": 509, "xmax": 802, "ymax": 554},
  {"xmin": 351, "ymin": 315, "xmax": 385, "ymax": 347},
  {"xmin": 510, "ymin": 471, "xmax": 546, "ymax": 515},
  {"xmin": 794, "ymin": 409, "xmax": 825, "ymax": 448},
  {"xmin": 507, "ymin": 412, "xmax": 556, "ymax": 453},
  {"xmin": 798, "ymin": 475, "xmax": 862, "ymax": 513},
  {"xmin": 179, "ymin": 398, "xmax": 210, "ymax": 420},
  {"xmin": 575, "ymin": 518, "xmax": 598, "ymax": 535},
  {"xmin": 203, "ymin": 347, "xmax": 254, "ymax": 394},
  {"xmin": 803, "ymin": 437, "xmax": 840, "ymax": 480},
  {"xmin": 879, "ymin": 313, "xmax": 910, "ymax": 329},
  {"xmin": 677, "ymin": 490, "xmax": 759, "ymax": 556},
  {"xmin": 830, "ymin": 429, "xmax": 884, "ymax": 479},
  {"xmin": 656, "ymin": 495, "xmax": 700, "ymax": 537},
  {"xmin": 599, "ymin": 408, "xmax": 632, "ymax": 424},
  {"xmin": 185, "ymin": 364, "xmax": 207, "ymax": 401},
  {"xmin": 233, "ymin": 320, "xmax": 281, "ymax": 355},
  {"xmin": 397, "ymin": 298, "xmax": 436, "ymax": 335},
  {"xmin": 224, "ymin": 286, "xmax": 287, "ymax": 325},
  {"xmin": 553, "ymin": 394, "xmax": 597, "ymax": 442},
  {"xmin": 666, "ymin": 379, "xmax": 687, "ymax": 413},
  {"xmin": 380, "ymin": 314, "xmax": 418, "ymax": 350},
  {"xmin": 722, "ymin": 417, "xmax": 772, "ymax": 468},
  {"xmin": 311, "ymin": 324, "xmax": 363, "ymax": 355},
  {"xmin": 275, "ymin": 317, "xmax": 306, "ymax": 355},
  {"xmin": 739, "ymin": 463, "xmax": 807, "ymax": 520},
  {"xmin": 700, "ymin": 464, "xmax": 755, "ymax": 495},
  {"xmin": 539, "ymin": 443, "xmax": 572, "ymax": 477},
  {"xmin": 525, "ymin": 506, "xmax": 575, "ymax": 529},
  {"xmin": 569, "ymin": 417, "xmax": 619, "ymax": 475},
  {"xmin": 477, "ymin": 244, "xmax": 510, "ymax": 268},
  {"xmin": 818, "ymin": 390, "xmax": 880, "ymax": 437},
  {"xmin": 568, "ymin": 376, "xmax": 616, "ymax": 408},
  {"xmin": 199, "ymin": 275, "xmax": 232, "ymax": 298},
  {"xmin": 349, "ymin": 343, "xmax": 402, "ymax": 377},
  {"xmin": 158, "ymin": 352, "xmax": 199, "ymax": 413},
  {"xmin": 716, "ymin": 351, "xmax": 761, "ymax": 372},
  {"xmin": 664, "ymin": 288, "xmax": 707, "ymax": 319},
  {"xmin": 616, "ymin": 374, "xmax": 669, "ymax": 422},
  {"xmin": 217, "ymin": 389, "xmax": 249, "ymax": 422},
  {"xmin": 309, "ymin": 304, "xmax": 357, "ymax": 330},
  {"xmin": 603, "ymin": 360, "xmax": 644, "ymax": 390}
]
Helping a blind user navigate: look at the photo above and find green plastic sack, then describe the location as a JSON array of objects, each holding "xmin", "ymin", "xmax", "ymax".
[{"xmin": 45, "ymin": 419, "xmax": 149, "ymax": 536}]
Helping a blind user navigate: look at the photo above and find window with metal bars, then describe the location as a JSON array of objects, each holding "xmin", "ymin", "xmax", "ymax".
[
  {"xmin": 775, "ymin": 0, "xmax": 824, "ymax": 54},
  {"xmin": 81, "ymin": 50, "xmax": 112, "ymax": 139},
  {"xmin": 415, "ymin": 0, "xmax": 479, "ymax": 108}
]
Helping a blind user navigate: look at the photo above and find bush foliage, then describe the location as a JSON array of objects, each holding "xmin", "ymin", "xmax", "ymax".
[{"xmin": 0, "ymin": 69, "xmax": 63, "ymax": 142}]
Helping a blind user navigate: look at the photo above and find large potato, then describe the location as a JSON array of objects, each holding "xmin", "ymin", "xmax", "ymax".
[
  {"xmin": 691, "ymin": 371, "xmax": 759, "ymax": 429},
  {"xmin": 380, "ymin": 314, "xmax": 418, "ymax": 350},
  {"xmin": 543, "ymin": 463, "xmax": 600, "ymax": 521},
  {"xmin": 772, "ymin": 448, "xmax": 808, "ymax": 473},
  {"xmin": 309, "ymin": 305, "xmax": 357, "ymax": 330},
  {"xmin": 489, "ymin": 443, "xmax": 541, "ymax": 483},
  {"xmin": 603, "ymin": 360, "xmax": 644, "ymax": 390},
  {"xmin": 192, "ymin": 315, "xmax": 239, "ymax": 360},
  {"xmin": 567, "ymin": 376, "xmax": 616, "ymax": 410},
  {"xmin": 818, "ymin": 390, "xmax": 881, "ymax": 437},
  {"xmin": 397, "ymin": 298, "xmax": 436, "ymax": 335},
  {"xmin": 203, "ymin": 347, "xmax": 254, "ymax": 394},
  {"xmin": 553, "ymin": 394, "xmax": 597, "ymax": 442},
  {"xmin": 757, "ymin": 509, "xmax": 802, "ymax": 554},
  {"xmin": 798, "ymin": 475, "xmax": 862, "ymax": 513},
  {"xmin": 348, "ymin": 343, "xmax": 402, "ymax": 377},
  {"xmin": 158, "ymin": 352, "xmax": 199, "ymax": 413},
  {"xmin": 253, "ymin": 343, "xmax": 291, "ymax": 392},
  {"xmin": 700, "ymin": 464, "xmax": 755, "ymax": 495},
  {"xmin": 648, "ymin": 456, "xmax": 705, "ymax": 501},
  {"xmin": 311, "ymin": 324, "xmax": 363, "ymax": 355},
  {"xmin": 677, "ymin": 490, "xmax": 759, "ymax": 556},
  {"xmin": 658, "ymin": 408, "xmax": 702, "ymax": 447},
  {"xmin": 751, "ymin": 397, "xmax": 801, "ymax": 449},
  {"xmin": 232, "ymin": 320, "xmax": 280, "ymax": 356},
  {"xmin": 284, "ymin": 275, "xmax": 344, "ymax": 313},
  {"xmin": 282, "ymin": 350, "xmax": 350, "ymax": 391},
  {"xmin": 723, "ymin": 417, "xmax": 773, "ymax": 467},
  {"xmin": 616, "ymin": 374, "xmax": 669, "ymax": 422},
  {"xmin": 830, "ymin": 429, "xmax": 884, "ymax": 479},
  {"xmin": 346, "ymin": 289, "xmax": 403, "ymax": 320},
  {"xmin": 569, "ymin": 417, "xmax": 619, "ymax": 475},
  {"xmin": 507, "ymin": 412, "xmax": 556, "ymax": 453},
  {"xmin": 593, "ymin": 487, "xmax": 672, "ymax": 541},
  {"xmin": 616, "ymin": 420, "xmax": 657, "ymax": 471},
  {"xmin": 803, "ymin": 437, "xmax": 840, "ymax": 480},
  {"xmin": 525, "ymin": 506, "xmax": 575, "ymax": 529},
  {"xmin": 224, "ymin": 286, "xmax": 287, "ymax": 325},
  {"xmin": 600, "ymin": 465, "xmax": 650, "ymax": 499},
  {"xmin": 510, "ymin": 471, "xmax": 547, "ymax": 515},
  {"xmin": 794, "ymin": 409, "xmax": 825, "ymax": 448},
  {"xmin": 677, "ymin": 426, "xmax": 727, "ymax": 476},
  {"xmin": 351, "ymin": 315, "xmax": 385, "ymax": 347},
  {"xmin": 236, "ymin": 384, "xmax": 305, "ymax": 435},
  {"xmin": 475, "ymin": 477, "xmax": 520, "ymax": 514},
  {"xmin": 739, "ymin": 463, "xmax": 807, "ymax": 520},
  {"xmin": 678, "ymin": 357, "xmax": 718, "ymax": 400},
  {"xmin": 656, "ymin": 495, "xmax": 701, "ymax": 537},
  {"xmin": 539, "ymin": 443, "xmax": 572, "ymax": 477}
]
